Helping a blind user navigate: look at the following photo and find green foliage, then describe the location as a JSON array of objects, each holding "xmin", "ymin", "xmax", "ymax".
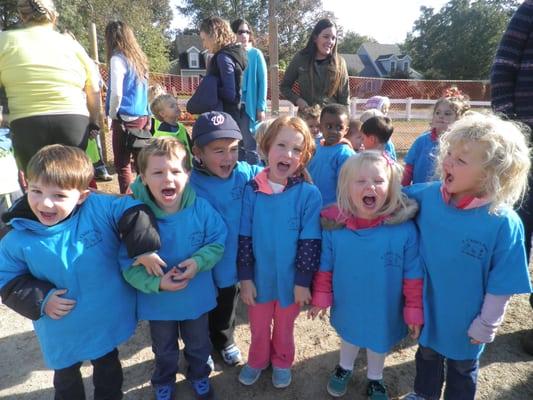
[
  {"xmin": 1, "ymin": 0, "xmax": 174, "ymax": 72},
  {"xmin": 403, "ymin": 0, "xmax": 519, "ymax": 79},
  {"xmin": 337, "ymin": 31, "xmax": 376, "ymax": 54},
  {"xmin": 176, "ymin": 0, "xmax": 332, "ymax": 64}
]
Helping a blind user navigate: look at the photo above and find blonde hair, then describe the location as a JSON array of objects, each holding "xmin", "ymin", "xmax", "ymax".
[
  {"xmin": 297, "ymin": 104, "xmax": 321, "ymax": 121},
  {"xmin": 434, "ymin": 91, "xmax": 471, "ymax": 118},
  {"xmin": 148, "ymin": 84, "xmax": 166, "ymax": 103},
  {"xmin": 337, "ymin": 151, "xmax": 417, "ymax": 224},
  {"xmin": 259, "ymin": 116, "xmax": 315, "ymax": 173},
  {"xmin": 150, "ymin": 94, "xmax": 178, "ymax": 121},
  {"xmin": 17, "ymin": 0, "xmax": 57, "ymax": 25},
  {"xmin": 436, "ymin": 112, "xmax": 531, "ymax": 213},
  {"xmin": 137, "ymin": 137, "xmax": 191, "ymax": 174},
  {"xmin": 26, "ymin": 144, "xmax": 93, "ymax": 190},
  {"xmin": 199, "ymin": 17, "xmax": 234, "ymax": 52},
  {"xmin": 105, "ymin": 21, "xmax": 149, "ymax": 81},
  {"xmin": 255, "ymin": 118, "xmax": 275, "ymax": 162},
  {"xmin": 359, "ymin": 109, "xmax": 384, "ymax": 124}
]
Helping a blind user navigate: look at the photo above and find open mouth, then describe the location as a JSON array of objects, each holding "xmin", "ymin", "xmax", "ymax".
[
  {"xmin": 161, "ymin": 188, "xmax": 176, "ymax": 199},
  {"xmin": 362, "ymin": 195, "xmax": 376, "ymax": 208},
  {"xmin": 219, "ymin": 165, "xmax": 232, "ymax": 174},
  {"xmin": 277, "ymin": 161, "xmax": 290, "ymax": 173},
  {"xmin": 40, "ymin": 211, "xmax": 56, "ymax": 220},
  {"xmin": 445, "ymin": 173, "xmax": 454, "ymax": 184}
]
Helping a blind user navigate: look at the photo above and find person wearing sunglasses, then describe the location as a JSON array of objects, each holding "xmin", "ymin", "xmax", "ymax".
[{"xmin": 231, "ymin": 19, "xmax": 267, "ymax": 165}]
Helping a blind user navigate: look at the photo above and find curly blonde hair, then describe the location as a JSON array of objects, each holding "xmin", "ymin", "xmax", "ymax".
[
  {"xmin": 337, "ymin": 151, "xmax": 418, "ymax": 224},
  {"xmin": 150, "ymin": 94, "xmax": 178, "ymax": 122},
  {"xmin": 200, "ymin": 17, "xmax": 234, "ymax": 52},
  {"xmin": 433, "ymin": 89, "xmax": 471, "ymax": 118},
  {"xmin": 105, "ymin": 21, "xmax": 149, "ymax": 81},
  {"xmin": 436, "ymin": 112, "xmax": 531, "ymax": 213},
  {"xmin": 17, "ymin": 0, "xmax": 57, "ymax": 25},
  {"xmin": 259, "ymin": 116, "xmax": 315, "ymax": 173},
  {"xmin": 137, "ymin": 137, "xmax": 191, "ymax": 175}
]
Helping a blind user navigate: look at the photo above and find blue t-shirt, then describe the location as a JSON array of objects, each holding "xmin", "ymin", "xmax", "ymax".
[
  {"xmin": 384, "ymin": 140, "xmax": 397, "ymax": 161},
  {"xmin": 240, "ymin": 181, "xmax": 322, "ymax": 307},
  {"xmin": 0, "ymin": 194, "xmax": 139, "ymax": 369},
  {"xmin": 308, "ymin": 143, "xmax": 354, "ymax": 206},
  {"xmin": 406, "ymin": 182, "xmax": 532, "ymax": 360},
  {"xmin": 120, "ymin": 197, "xmax": 226, "ymax": 321},
  {"xmin": 190, "ymin": 161, "xmax": 262, "ymax": 288},
  {"xmin": 404, "ymin": 131, "xmax": 439, "ymax": 184},
  {"xmin": 320, "ymin": 221, "xmax": 422, "ymax": 353}
]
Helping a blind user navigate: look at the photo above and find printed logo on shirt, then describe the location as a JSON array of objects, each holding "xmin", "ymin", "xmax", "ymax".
[
  {"xmin": 231, "ymin": 185, "xmax": 243, "ymax": 200},
  {"xmin": 382, "ymin": 251, "xmax": 402, "ymax": 269},
  {"xmin": 190, "ymin": 231, "xmax": 205, "ymax": 248},
  {"xmin": 461, "ymin": 239, "xmax": 487, "ymax": 260},
  {"xmin": 80, "ymin": 229, "xmax": 103, "ymax": 249},
  {"xmin": 288, "ymin": 216, "xmax": 301, "ymax": 231}
]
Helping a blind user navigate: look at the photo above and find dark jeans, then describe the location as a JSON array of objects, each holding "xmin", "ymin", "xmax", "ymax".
[
  {"xmin": 53, "ymin": 348, "xmax": 123, "ymax": 400},
  {"xmin": 413, "ymin": 345, "xmax": 478, "ymax": 400},
  {"xmin": 238, "ymin": 105, "xmax": 260, "ymax": 165},
  {"xmin": 111, "ymin": 117, "xmax": 148, "ymax": 194},
  {"xmin": 149, "ymin": 313, "xmax": 212, "ymax": 386},
  {"xmin": 209, "ymin": 284, "xmax": 239, "ymax": 351},
  {"xmin": 11, "ymin": 114, "xmax": 89, "ymax": 172}
]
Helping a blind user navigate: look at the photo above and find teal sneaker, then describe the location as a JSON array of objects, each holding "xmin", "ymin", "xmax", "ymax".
[
  {"xmin": 272, "ymin": 367, "xmax": 292, "ymax": 388},
  {"xmin": 403, "ymin": 393, "xmax": 426, "ymax": 400},
  {"xmin": 238, "ymin": 364, "xmax": 263, "ymax": 386},
  {"xmin": 327, "ymin": 365, "xmax": 353, "ymax": 397},
  {"xmin": 366, "ymin": 379, "xmax": 389, "ymax": 400}
]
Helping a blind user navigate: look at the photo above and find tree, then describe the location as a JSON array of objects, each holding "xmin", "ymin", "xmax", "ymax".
[
  {"xmin": 176, "ymin": 0, "xmax": 332, "ymax": 64},
  {"xmin": 337, "ymin": 31, "xmax": 376, "ymax": 54},
  {"xmin": 403, "ymin": 0, "xmax": 519, "ymax": 79},
  {"xmin": 0, "ymin": 0, "xmax": 19, "ymax": 30}
]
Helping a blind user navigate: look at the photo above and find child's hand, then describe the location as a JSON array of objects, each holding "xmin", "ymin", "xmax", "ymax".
[
  {"xmin": 294, "ymin": 285, "xmax": 311, "ymax": 307},
  {"xmin": 470, "ymin": 338, "xmax": 482, "ymax": 345},
  {"xmin": 134, "ymin": 252, "xmax": 167, "ymax": 277},
  {"xmin": 160, "ymin": 267, "xmax": 189, "ymax": 291},
  {"xmin": 408, "ymin": 324, "xmax": 421, "ymax": 340},
  {"xmin": 308, "ymin": 306, "xmax": 328, "ymax": 320},
  {"xmin": 176, "ymin": 258, "xmax": 198, "ymax": 281},
  {"xmin": 44, "ymin": 289, "xmax": 76, "ymax": 320},
  {"xmin": 240, "ymin": 280, "xmax": 257, "ymax": 306}
]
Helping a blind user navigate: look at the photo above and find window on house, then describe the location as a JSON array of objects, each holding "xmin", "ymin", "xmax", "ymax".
[
  {"xmin": 390, "ymin": 61, "xmax": 396, "ymax": 73},
  {"xmin": 403, "ymin": 61, "xmax": 409, "ymax": 71},
  {"xmin": 189, "ymin": 52, "xmax": 199, "ymax": 68}
]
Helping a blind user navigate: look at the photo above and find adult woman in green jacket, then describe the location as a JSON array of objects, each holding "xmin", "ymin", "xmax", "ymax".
[{"xmin": 281, "ymin": 19, "xmax": 349, "ymax": 109}]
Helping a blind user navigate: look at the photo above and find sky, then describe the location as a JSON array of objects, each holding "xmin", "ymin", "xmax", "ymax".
[{"xmin": 170, "ymin": 0, "xmax": 449, "ymax": 44}]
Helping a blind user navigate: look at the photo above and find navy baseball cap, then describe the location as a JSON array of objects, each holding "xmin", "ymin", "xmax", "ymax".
[{"xmin": 191, "ymin": 111, "xmax": 242, "ymax": 146}]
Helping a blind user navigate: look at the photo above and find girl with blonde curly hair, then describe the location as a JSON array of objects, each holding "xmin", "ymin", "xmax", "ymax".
[{"xmin": 404, "ymin": 112, "xmax": 532, "ymax": 400}]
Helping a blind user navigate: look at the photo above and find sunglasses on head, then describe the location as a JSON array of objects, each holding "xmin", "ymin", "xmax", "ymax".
[{"xmin": 238, "ymin": 30, "xmax": 251, "ymax": 35}]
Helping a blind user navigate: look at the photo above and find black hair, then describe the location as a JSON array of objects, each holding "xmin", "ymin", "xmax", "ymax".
[
  {"xmin": 320, "ymin": 103, "xmax": 349, "ymax": 121},
  {"xmin": 361, "ymin": 116, "xmax": 394, "ymax": 144}
]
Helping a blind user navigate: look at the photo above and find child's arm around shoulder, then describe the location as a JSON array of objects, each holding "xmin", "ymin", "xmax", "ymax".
[
  {"xmin": 237, "ymin": 182, "xmax": 258, "ymax": 305},
  {"xmin": 402, "ymin": 221, "xmax": 424, "ymax": 339}
]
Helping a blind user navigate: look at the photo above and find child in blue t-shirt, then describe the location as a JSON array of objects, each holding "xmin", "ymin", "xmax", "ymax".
[
  {"xmin": 120, "ymin": 137, "xmax": 227, "ymax": 400},
  {"xmin": 237, "ymin": 116, "xmax": 322, "ymax": 389},
  {"xmin": 189, "ymin": 111, "xmax": 262, "ymax": 367},
  {"xmin": 360, "ymin": 115, "xmax": 396, "ymax": 160},
  {"xmin": 0, "ymin": 145, "xmax": 160, "ymax": 400},
  {"xmin": 403, "ymin": 112, "xmax": 532, "ymax": 400},
  {"xmin": 309, "ymin": 150, "xmax": 423, "ymax": 399},
  {"xmin": 402, "ymin": 88, "xmax": 470, "ymax": 185},
  {"xmin": 308, "ymin": 104, "xmax": 355, "ymax": 206}
]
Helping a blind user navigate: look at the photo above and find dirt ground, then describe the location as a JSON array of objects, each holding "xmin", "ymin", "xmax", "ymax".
[{"xmin": 1, "ymin": 177, "xmax": 533, "ymax": 400}]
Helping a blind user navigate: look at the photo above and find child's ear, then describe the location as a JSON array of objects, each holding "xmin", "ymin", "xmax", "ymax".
[
  {"xmin": 77, "ymin": 189, "xmax": 91, "ymax": 205},
  {"xmin": 139, "ymin": 174, "xmax": 147, "ymax": 185}
]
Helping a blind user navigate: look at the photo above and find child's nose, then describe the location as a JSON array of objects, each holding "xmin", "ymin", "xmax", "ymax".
[{"xmin": 42, "ymin": 197, "xmax": 54, "ymax": 208}]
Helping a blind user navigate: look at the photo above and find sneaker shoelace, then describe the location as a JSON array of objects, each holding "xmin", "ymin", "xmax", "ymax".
[
  {"xmin": 368, "ymin": 380, "xmax": 386, "ymax": 394},
  {"xmin": 334, "ymin": 366, "xmax": 350, "ymax": 379},
  {"xmin": 156, "ymin": 386, "xmax": 171, "ymax": 397}
]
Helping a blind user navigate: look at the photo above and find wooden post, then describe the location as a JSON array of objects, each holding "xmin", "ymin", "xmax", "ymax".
[
  {"xmin": 350, "ymin": 97, "xmax": 358, "ymax": 116},
  {"xmin": 269, "ymin": 0, "xmax": 279, "ymax": 116},
  {"xmin": 88, "ymin": 22, "xmax": 98, "ymax": 63},
  {"xmin": 406, "ymin": 97, "xmax": 412, "ymax": 121}
]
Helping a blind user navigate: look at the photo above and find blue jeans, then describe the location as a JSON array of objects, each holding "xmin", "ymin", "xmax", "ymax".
[
  {"xmin": 414, "ymin": 345, "xmax": 478, "ymax": 400},
  {"xmin": 149, "ymin": 314, "xmax": 212, "ymax": 386},
  {"xmin": 238, "ymin": 106, "xmax": 260, "ymax": 165}
]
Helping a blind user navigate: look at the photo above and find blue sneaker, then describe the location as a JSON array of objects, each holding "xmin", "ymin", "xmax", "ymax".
[
  {"xmin": 154, "ymin": 384, "xmax": 175, "ymax": 400},
  {"xmin": 191, "ymin": 377, "xmax": 214, "ymax": 399},
  {"xmin": 272, "ymin": 367, "xmax": 292, "ymax": 389},
  {"xmin": 220, "ymin": 343, "xmax": 243, "ymax": 366},
  {"xmin": 238, "ymin": 364, "xmax": 263, "ymax": 386},
  {"xmin": 403, "ymin": 393, "xmax": 426, "ymax": 400}
]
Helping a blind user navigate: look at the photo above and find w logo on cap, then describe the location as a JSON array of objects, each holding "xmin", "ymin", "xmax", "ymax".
[{"xmin": 211, "ymin": 114, "xmax": 225, "ymax": 126}]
